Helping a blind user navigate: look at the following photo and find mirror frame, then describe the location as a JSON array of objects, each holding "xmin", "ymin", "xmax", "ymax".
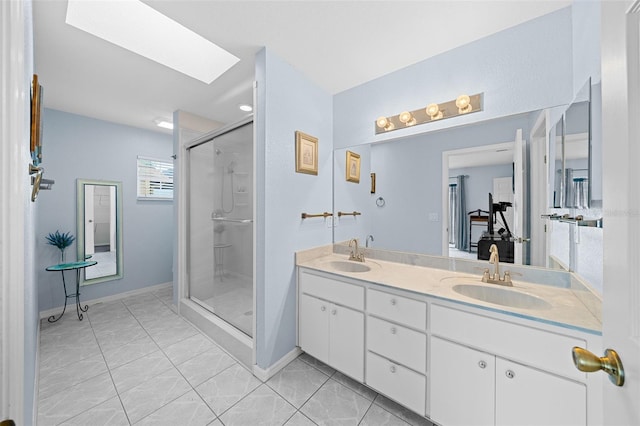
[{"xmin": 76, "ymin": 178, "xmax": 123, "ymax": 285}]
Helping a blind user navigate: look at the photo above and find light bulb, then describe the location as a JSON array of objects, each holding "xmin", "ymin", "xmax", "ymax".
[
  {"xmin": 399, "ymin": 111, "xmax": 412, "ymax": 124},
  {"xmin": 426, "ymin": 103, "xmax": 442, "ymax": 120},
  {"xmin": 456, "ymin": 94, "xmax": 472, "ymax": 113},
  {"xmin": 376, "ymin": 116, "xmax": 389, "ymax": 128}
]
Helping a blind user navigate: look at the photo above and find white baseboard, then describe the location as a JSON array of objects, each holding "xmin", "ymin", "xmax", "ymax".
[
  {"xmin": 39, "ymin": 281, "xmax": 172, "ymax": 320},
  {"xmin": 252, "ymin": 347, "xmax": 302, "ymax": 382}
]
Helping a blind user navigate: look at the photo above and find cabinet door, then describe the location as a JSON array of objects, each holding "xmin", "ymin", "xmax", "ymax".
[
  {"xmin": 329, "ymin": 304, "xmax": 364, "ymax": 382},
  {"xmin": 299, "ymin": 294, "xmax": 329, "ymax": 364},
  {"xmin": 430, "ymin": 337, "xmax": 494, "ymax": 426},
  {"xmin": 496, "ymin": 358, "xmax": 586, "ymax": 426}
]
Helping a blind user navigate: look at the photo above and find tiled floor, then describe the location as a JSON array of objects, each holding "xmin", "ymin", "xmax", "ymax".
[{"xmin": 37, "ymin": 286, "xmax": 434, "ymax": 426}]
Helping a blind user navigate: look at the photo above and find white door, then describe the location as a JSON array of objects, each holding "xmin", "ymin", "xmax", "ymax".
[
  {"xmin": 495, "ymin": 358, "xmax": 585, "ymax": 426},
  {"xmin": 512, "ymin": 128, "xmax": 525, "ymax": 265},
  {"xmin": 430, "ymin": 337, "xmax": 494, "ymax": 426},
  {"xmin": 299, "ymin": 294, "xmax": 329, "ymax": 364},
  {"xmin": 329, "ymin": 304, "xmax": 364, "ymax": 382},
  {"xmin": 529, "ymin": 111, "xmax": 550, "ymax": 267},
  {"xmin": 599, "ymin": 2, "xmax": 640, "ymax": 424}
]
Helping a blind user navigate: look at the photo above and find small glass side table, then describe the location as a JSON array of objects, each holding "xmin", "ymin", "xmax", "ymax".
[{"xmin": 46, "ymin": 260, "xmax": 97, "ymax": 322}]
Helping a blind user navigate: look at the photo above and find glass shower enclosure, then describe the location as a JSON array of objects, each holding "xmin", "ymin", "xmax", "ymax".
[{"xmin": 187, "ymin": 119, "xmax": 253, "ymax": 337}]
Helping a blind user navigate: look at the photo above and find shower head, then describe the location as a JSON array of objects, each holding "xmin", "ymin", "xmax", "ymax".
[
  {"xmin": 227, "ymin": 160, "xmax": 237, "ymax": 174},
  {"xmin": 215, "ymin": 148, "xmax": 223, "ymax": 155}
]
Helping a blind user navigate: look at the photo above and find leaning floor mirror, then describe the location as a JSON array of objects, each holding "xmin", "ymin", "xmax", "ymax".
[{"xmin": 76, "ymin": 178, "xmax": 123, "ymax": 285}]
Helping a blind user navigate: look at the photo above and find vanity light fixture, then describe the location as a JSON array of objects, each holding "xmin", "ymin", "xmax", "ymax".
[
  {"xmin": 374, "ymin": 93, "xmax": 483, "ymax": 134},
  {"xmin": 426, "ymin": 103, "xmax": 443, "ymax": 120}
]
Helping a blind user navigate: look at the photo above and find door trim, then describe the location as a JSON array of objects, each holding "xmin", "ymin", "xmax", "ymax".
[{"xmin": 0, "ymin": 0, "xmax": 27, "ymax": 423}]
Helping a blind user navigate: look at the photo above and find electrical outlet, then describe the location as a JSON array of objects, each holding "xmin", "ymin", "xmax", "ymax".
[{"xmin": 428, "ymin": 213, "xmax": 439, "ymax": 222}]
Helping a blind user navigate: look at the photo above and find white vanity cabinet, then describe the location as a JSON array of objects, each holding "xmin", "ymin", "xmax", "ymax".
[
  {"xmin": 298, "ymin": 269, "xmax": 365, "ymax": 382},
  {"xmin": 430, "ymin": 304, "xmax": 588, "ymax": 426}
]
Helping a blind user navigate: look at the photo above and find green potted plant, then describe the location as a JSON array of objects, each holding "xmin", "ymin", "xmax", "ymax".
[{"xmin": 45, "ymin": 230, "xmax": 75, "ymax": 263}]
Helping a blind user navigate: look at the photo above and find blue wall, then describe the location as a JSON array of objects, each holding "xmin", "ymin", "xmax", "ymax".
[
  {"xmin": 255, "ymin": 48, "xmax": 334, "ymax": 368},
  {"xmin": 333, "ymin": 7, "xmax": 573, "ymax": 148},
  {"xmin": 37, "ymin": 109, "xmax": 174, "ymax": 312}
]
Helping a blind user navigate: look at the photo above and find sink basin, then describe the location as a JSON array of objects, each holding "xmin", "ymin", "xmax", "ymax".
[
  {"xmin": 452, "ymin": 284, "xmax": 552, "ymax": 310},
  {"xmin": 327, "ymin": 260, "xmax": 372, "ymax": 273}
]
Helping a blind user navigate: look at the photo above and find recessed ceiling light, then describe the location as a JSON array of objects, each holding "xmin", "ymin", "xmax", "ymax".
[
  {"xmin": 65, "ymin": 0, "xmax": 240, "ymax": 84},
  {"xmin": 239, "ymin": 104, "xmax": 253, "ymax": 112},
  {"xmin": 154, "ymin": 119, "xmax": 174, "ymax": 130}
]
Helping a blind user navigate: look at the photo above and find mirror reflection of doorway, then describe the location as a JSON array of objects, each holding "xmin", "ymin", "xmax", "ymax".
[
  {"xmin": 444, "ymin": 142, "xmax": 518, "ymax": 262},
  {"xmin": 84, "ymin": 184, "xmax": 117, "ymax": 279}
]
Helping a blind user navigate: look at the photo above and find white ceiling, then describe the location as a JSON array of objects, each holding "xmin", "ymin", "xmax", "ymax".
[{"xmin": 33, "ymin": 0, "xmax": 572, "ymax": 134}]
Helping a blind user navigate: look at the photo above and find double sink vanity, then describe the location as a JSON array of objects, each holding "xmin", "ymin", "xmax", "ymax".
[{"xmin": 296, "ymin": 243, "xmax": 603, "ymax": 426}]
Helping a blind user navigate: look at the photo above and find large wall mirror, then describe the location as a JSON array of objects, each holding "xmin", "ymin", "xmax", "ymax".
[
  {"xmin": 333, "ymin": 92, "xmax": 602, "ymax": 276},
  {"xmin": 76, "ymin": 179, "xmax": 123, "ymax": 285}
]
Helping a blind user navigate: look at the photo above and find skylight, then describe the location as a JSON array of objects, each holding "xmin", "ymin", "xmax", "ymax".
[{"xmin": 65, "ymin": 0, "xmax": 240, "ymax": 84}]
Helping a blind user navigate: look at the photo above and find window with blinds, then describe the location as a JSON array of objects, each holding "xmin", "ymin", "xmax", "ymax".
[{"xmin": 137, "ymin": 156, "xmax": 174, "ymax": 200}]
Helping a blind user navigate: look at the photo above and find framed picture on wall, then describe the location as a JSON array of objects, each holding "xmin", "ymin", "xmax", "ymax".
[
  {"xmin": 30, "ymin": 74, "xmax": 43, "ymax": 166},
  {"xmin": 346, "ymin": 150, "xmax": 360, "ymax": 183},
  {"xmin": 295, "ymin": 131, "xmax": 318, "ymax": 175}
]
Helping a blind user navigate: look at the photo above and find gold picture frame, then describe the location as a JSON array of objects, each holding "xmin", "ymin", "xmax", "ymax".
[
  {"xmin": 346, "ymin": 150, "xmax": 361, "ymax": 183},
  {"xmin": 295, "ymin": 131, "xmax": 318, "ymax": 175}
]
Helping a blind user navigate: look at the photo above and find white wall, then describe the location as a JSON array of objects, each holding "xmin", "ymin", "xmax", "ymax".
[{"xmin": 255, "ymin": 48, "xmax": 333, "ymax": 368}]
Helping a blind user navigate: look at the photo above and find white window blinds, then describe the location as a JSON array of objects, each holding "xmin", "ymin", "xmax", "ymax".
[{"xmin": 137, "ymin": 156, "xmax": 174, "ymax": 200}]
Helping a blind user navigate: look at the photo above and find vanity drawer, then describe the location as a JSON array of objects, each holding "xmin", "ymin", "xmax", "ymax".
[
  {"xmin": 430, "ymin": 304, "xmax": 587, "ymax": 382},
  {"xmin": 366, "ymin": 351, "xmax": 426, "ymax": 416},
  {"xmin": 299, "ymin": 269, "xmax": 364, "ymax": 310},
  {"xmin": 367, "ymin": 289, "xmax": 426, "ymax": 331},
  {"xmin": 367, "ymin": 316, "xmax": 427, "ymax": 374}
]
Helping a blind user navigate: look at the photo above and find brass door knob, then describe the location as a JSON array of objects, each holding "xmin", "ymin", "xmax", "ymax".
[{"xmin": 572, "ymin": 346, "xmax": 625, "ymax": 386}]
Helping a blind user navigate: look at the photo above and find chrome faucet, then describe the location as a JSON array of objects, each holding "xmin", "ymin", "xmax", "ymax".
[
  {"xmin": 349, "ymin": 238, "xmax": 365, "ymax": 262},
  {"xmin": 366, "ymin": 234, "xmax": 374, "ymax": 248},
  {"xmin": 482, "ymin": 244, "xmax": 512, "ymax": 286}
]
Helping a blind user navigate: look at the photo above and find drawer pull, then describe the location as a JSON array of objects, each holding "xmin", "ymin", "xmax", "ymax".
[
  {"xmin": 478, "ymin": 360, "xmax": 487, "ymax": 369},
  {"xmin": 390, "ymin": 298, "xmax": 397, "ymax": 306},
  {"xmin": 390, "ymin": 365, "xmax": 397, "ymax": 373},
  {"xmin": 390, "ymin": 327, "xmax": 397, "ymax": 334},
  {"xmin": 320, "ymin": 306, "xmax": 326, "ymax": 312},
  {"xmin": 505, "ymin": 370, "xmax": 515, "ymax": 379}
]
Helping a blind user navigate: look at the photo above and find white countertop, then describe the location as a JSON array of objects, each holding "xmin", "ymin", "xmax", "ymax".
[{"xmin": 297, "ymin": 252, "xmax": 602, "ymax": 335}]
